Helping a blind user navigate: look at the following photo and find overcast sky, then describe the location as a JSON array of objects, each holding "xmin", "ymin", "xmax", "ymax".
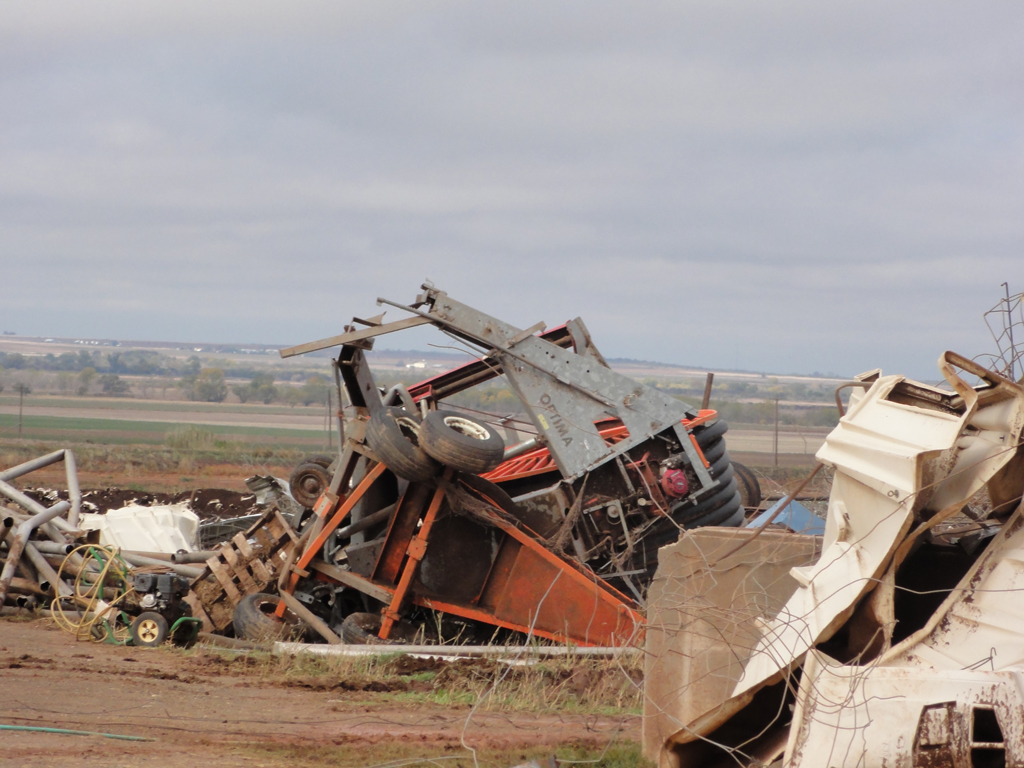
[{"xmin": 1, "ymin": 1, "xmax": 1021, "ymax": 379}]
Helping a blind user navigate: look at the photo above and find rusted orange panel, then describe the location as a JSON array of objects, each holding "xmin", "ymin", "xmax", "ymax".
[
  {"xmin": 373, "ymin": 482, "xmax": 432, "ymax": 585},
  {"xmin": 476, "ymin": 534, "xmax": 520, "ymax": 609}
]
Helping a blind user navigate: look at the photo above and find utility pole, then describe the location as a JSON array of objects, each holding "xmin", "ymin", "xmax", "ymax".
[{"xmin": 773, "ymin": 397, "xmax": 780, "ymax": 468}]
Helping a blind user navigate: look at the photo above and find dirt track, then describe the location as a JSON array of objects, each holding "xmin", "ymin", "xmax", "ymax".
[{"xmin": 0, "ymin": 620, "xmax": 641, "ymax": 768}]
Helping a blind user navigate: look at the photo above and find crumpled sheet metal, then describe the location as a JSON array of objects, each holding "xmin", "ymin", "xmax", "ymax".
[
  {"xmin": 735, "ymin": 357, "xmax": 1024, "ymax": 699},
  {"xmin": 642, "ymin": 528, "xmax": 821, "ymax": 761},
  {"xmin": 651, "ymin": 353, "xmax": 1024, "ymax": 767},
  {"xmin": 787, "ymin": 496, "xmax": 1024, "ymax": 767}
]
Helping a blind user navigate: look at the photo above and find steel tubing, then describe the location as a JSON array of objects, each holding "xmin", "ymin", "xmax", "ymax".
[
  {"xmin": 119, "ymin": 553, "xmax": 203, "ymax": 579},
  {"xmin": 0, "ymin": 500, "xmax": 71, "ymax": 606},
  {"xmin": 170, "ymin": 550, "xmax": 218, "ymax": 564},
  {"xmin": 22, "ymin": 540, "xmax": 74, "ymax": 556},
  {"xmin": 8, "ymin": 577, "xmax": 50, "ymax": 597},
  {"xmin": 0, "ymin": 450, "xmax": 68, "ymax": 482},
  {"xmin": 23, "ymin": 542, "xmax": 73, "ymax": 597},
  {"xmin": 0, "ymin": 449, "xmax": 82, "ymax": 527}
]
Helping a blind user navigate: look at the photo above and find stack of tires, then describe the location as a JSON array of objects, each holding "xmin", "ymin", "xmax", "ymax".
[{"xmin": 365, "ymin": 407, "xmax": 507, "ymax": 482}]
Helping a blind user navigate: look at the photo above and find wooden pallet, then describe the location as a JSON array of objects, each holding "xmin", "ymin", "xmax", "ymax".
[{"xmin": 185, "ymin": 507, "xmax": 299, "ymax": 632}]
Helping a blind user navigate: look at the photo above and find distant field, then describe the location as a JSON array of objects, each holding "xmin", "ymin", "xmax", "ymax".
[
  {"xmin": 0, "ymin": 393, "xmax": 826, "ymax": 461},
  {"xmin": 0, "ymin": 403, "xmax": 331, "ymax": 448},
  {"xmin": 0, "ymin": 394, "xmax": 325, "ymax": 417}
]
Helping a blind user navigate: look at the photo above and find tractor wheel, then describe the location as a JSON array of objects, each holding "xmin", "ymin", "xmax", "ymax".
[
  {"xmin": 365, "ymin": 407, "xmax": 440, "ymax": 483},
  {"xmin": 419, "ymin": 411, "xmax": 505, "ymax": 474}
]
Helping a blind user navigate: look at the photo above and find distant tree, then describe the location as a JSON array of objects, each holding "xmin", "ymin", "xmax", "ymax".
[
  {"xmin": 300, "ymin": 375, "xmax": 330, "ymax": 406},
  {"xmin": 99, "ymin": 373, "xmax": 131, "ymax": 397},
  {"xmin": 233, "ymin": 372, "xmax": 277, "ymax": 404},
  {"xmin": 281, "ymin": 387, "xmax": 305, "ymax": 407},
  {"xmin": 14, "ymin": 382, "xmax": 31, "ymax": 396},
  {"xmin": 78, "ymin": 367, "xmax": 97, "ymax": 395},
  {"xmin": 189, "ymin": 368, "xmax": 228, "ymax": 403}
]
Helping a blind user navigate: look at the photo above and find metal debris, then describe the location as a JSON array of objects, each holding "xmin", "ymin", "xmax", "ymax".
[{"xmin": 645, "ymin": 351, "xmax": 1024, "ymax": 767}]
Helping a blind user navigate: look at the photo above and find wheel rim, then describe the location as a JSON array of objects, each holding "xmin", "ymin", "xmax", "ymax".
[
  {"xmin": 138, "ymin": 619, "xmax": 161, "ymax": 643},
  {"xmin": 395, "ymin": 415, "xmax": 423, "ymax": 445},
  {"xmin": 442, "ymin": 416, "xmax": 491, "ymax": 441}
]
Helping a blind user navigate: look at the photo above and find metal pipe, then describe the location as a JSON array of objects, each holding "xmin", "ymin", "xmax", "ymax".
[
  {"xmin": 276, "ymin": 641, "xmax": 640, "ymax": 659},
  {"xmin": 119, "ymin": 553, "xmax": 203, "ymax": 579},
  {"xmin": 502, "ymin": 437, "xmax": 540, "ymax": 461},
  {"xmin": 701, "ymin": 372, "xmax": 715, "ymax": 411},
  {"xmin": 65, "ymin": 451, "xmax": 81, "ymax": 527},
  {"xmin": 0, "ymin": 515, "xmax": 13, "ymax": 547},
  {"xmin": 0, "ymin": 500, "xmax": 71, "ymax": 606},
  {"xmin": 22, "ymin": 540, "xmax": 73, "ymax": 556},
  {"xmin": 0, "ymin": 450, "xmax": 67, "ymax": 481},
  {"xmin": 170, "ymin": 550, "xmax": 218, "ymax": 564},
  {"xmin": 332, "ymin": 503, "xmax": 396, "ymax": 541},
  {"xmin": 8, "ymin": 577, "xmax": 50, "ymax": 597},
  {"xmin": 23, "ymin": 543, "xmax": 73, "ymax": 597},
  {"xmin": 123, "ymin": 551, "xmax": 173, "ymax": 562}
]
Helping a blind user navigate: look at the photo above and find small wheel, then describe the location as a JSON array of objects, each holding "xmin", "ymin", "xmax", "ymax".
[
  {"xmin": 419, "ymin": 411, "xmax": 505, "ymax": 474},
  {"xmin": 365, "ymin": 407, "xmax": 440, "ymax": 483},
  {"xmin": 232, "ymin": 592, "xmax": 306, "ymax": 642},
  {"xmin": 131, "ymin": 612, "xmax": 169, "ymax": 648},
  {"xmin": 290, "ymin": 461, "xmax": 331, "ymax": 509},
  {"xmin": 341, "ymin": 612, "xmax": 425, "ymax": 645}
]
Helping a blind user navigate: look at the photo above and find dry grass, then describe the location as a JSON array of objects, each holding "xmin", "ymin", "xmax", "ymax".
[{"xmin": 180, "ymin": 645, "xmax": 643, "ymax": 716}]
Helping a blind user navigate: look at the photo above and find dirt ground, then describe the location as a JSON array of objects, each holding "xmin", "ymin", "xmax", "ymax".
[{"xmin": 0, "ymin": 619, "xmax": 642, "ymax": 768}]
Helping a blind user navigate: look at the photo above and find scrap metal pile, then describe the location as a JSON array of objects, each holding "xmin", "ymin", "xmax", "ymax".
[
  {"xmin": 643, "ymin": 352, "xmax": 1024, "ymax": 767},
  {"xmin": 0, "ymin": 450, "xmax": 205, "ymax": 647},
  {"xmin": 201, "ymin": 282, "xmax": 754, "ymax": 647},
  {"xmin": 2, "ymin": 283, "xmax": 756, "ymax": 651}
]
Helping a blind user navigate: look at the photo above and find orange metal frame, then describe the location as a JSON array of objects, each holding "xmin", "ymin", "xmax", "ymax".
[
  {"xmin": 482, "ymin": 410, "xmax": 718, "ymax": 484},
  {"xmin": 281, "ymin": 455, "xmax": 644, "ymax": 646}
]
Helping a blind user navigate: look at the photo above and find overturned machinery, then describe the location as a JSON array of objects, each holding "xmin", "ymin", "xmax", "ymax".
[
  {"xmin": 252, "ymin": 282, "xmax": 748, "ymax": 646},
  {"xmin": 644, "ymin": 352, "xmax": 1024, "ymax": 767}
]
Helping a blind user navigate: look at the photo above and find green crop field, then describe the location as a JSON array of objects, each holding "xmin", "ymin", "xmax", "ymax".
[{"xmin": 0, "ymin": 413, "xmax": 329, "ymax": 447}]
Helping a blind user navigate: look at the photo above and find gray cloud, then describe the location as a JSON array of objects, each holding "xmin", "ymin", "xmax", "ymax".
[{"xmin": 1, "ymin": 1, "xmax": 1021, "ymax": 379}]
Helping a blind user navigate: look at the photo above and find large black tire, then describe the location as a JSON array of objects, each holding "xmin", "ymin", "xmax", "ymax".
[
  {"xmin": 130, "ymin": 611, "xmax": 168, "ymax": 648},
  {"xmin": 233, "ymin": 592, "xmax": 305, "ymax": 642},
  {"xmin": 340, "ymin": 612, "xmax": 425, "ymax": 645},
  {"xmin": 365, "ymin": 407, "xmax": 440, "ymax": 483},
  {"xmin": 290, "ymin": 461, "xmax": 331, "ymax": 509},
  {"xmin": 732, "ymin": 461, "xmax": 762, "ymax": 509},
  {"xmin": 419, "ymin": 411, "xmax": 505, "ymax": 474}
]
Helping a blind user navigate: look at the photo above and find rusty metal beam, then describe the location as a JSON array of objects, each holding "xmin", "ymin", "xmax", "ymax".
[{"xmin": 279, "ymin": 316, "xmax": 432, "ymax": 358}]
